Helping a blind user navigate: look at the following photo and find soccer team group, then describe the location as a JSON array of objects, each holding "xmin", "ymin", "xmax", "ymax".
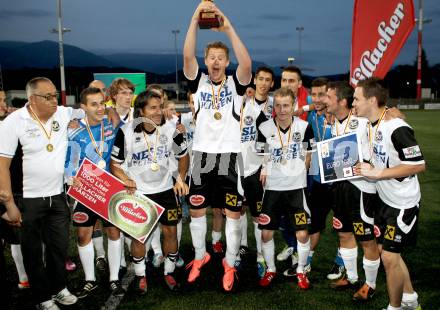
[{"xmin": 0, "ymin": 2, "xmax": 426, "ymax": 310}]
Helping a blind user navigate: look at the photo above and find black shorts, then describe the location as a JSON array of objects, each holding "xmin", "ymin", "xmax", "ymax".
[
  {"xmin": 308, "ymin": 180, "xmax": 334, "ymax": 234},
  {"xmin": 258, "ymin": 188, "xmax": 310, "ymax": 232},
  {"xmin": 375, "ymin": 199, "xmax": 419, "ymax": 253},
  {"xmin": 333, "ymin": 181, "xmax": 377, "ymax": 240},
  {"xmin": 72, "ymin": 202, "xmax": 114, "ymax": 228},
  {"xmin": 242, "ymin": 168, "xmax": 264, "ymax": 218},
  {"xmin": 144, "ymin": 189, "xmax": 180, "ymax": 226},
  {"xmin": 188, "ymin": 152, "xmax": 244, "ymax": 213}
]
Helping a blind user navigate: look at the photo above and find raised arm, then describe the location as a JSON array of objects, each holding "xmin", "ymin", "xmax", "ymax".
[
  {"xmin": 183, "ymin": 2, "xmax": 211, "ymax": 79},
  {"xmin": 212, "ymin": 5, "xmax": 252, "ymax": 84}
]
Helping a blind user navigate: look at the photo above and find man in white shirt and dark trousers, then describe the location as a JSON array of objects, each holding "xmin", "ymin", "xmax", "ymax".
[
  {"xmin": 0, "ymin": 77, "xmax": 84, "ymax": 309},
  {"xmin": 354, "ymin": 78, "xmax": 425, "ymax": 310},
  {"xmin": 183, "ymin": 1, "xmax": 252, "ymax": 292}
]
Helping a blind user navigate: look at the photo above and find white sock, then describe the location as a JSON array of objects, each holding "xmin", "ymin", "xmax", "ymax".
[
  {"xmin": 253, "ymin": 222, "xmax": 263, "ymax": 258},
  {"xmin": 78, "ymin": 241, "xmax": 95, "ymax": 281},
  {"xmin": 261, "ymin": 239, "xmax": 276, "ymax": 272},
  {"xmin": 240, "ymin": 214, "xmax": 248, "ymax": 247},
  {"xmin": 151, "ymin": 226, "xmax": 163, "ymax": 255},
  {"xmin": 164, "ymin": 252, "xmax": 178, "ymax": 275},
  {"xmin": 225, "ymin": 217, "xmax": 241, "ymax": 267},
  {"xmin": 107, "ymin": 238, "xmax": 122, "ymax": 281},
  {"xmin": 93, "ymin": 236, "xmax": 105, "ymax": 258},
  {"xmin": 387, "ymin": 304, "xmax": 402, "ymax": 310},
  {"xmin": 363, "ymin": 256, "xmax": 380, "ymax": 289},
  {"xmin": 133, "ymin": 256, "xmax": 146, "ymax": 277},
  {"xmin": 190, "ymin": 216, "xmax": 207, "ymax": 260},
  {"xmin": 308, "ymin": 250, "xmax": 315, "ymax": 259},
  {"xmin": 402, "ymin": 292, "xmax": 419, "ymax": 308},
  {"xmin": 340, "ymin": 247, "xmax": 358, "ymax": 282},
  {"xmin": 120, "ymin": 234, "xmax": 127, "ymax": 268},
  {"xmin": 211, "ymin": 230, "xmax": 222, "ymax": 244},
  {"xmin": 296, "ymin": 238, "xmax": 311, "ymax": 273},
  {"xmin": 177, "ymin": 220, "xmax": 183, "ymax": 248},
  {"xmin": 11, "ymin": 244, "xmax": 28, "ymax": 282}
]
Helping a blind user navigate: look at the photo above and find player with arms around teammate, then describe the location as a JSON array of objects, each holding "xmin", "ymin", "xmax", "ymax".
[
  {"xmin": 182, "ymin": 0, "xmax": 252, "ymax": 292},
  {"xmin": 354, "ymin": 78, "xmax": 424, "ymax": 310}
]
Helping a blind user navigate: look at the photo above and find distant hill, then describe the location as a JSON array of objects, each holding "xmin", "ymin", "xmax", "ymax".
[
  {"xmin": 0, "ymin": 40, "xmax": 115, "ymax": 69},
  {"xmin": 0, "ymin": 40, "xmax": 269, "ymax": 74}
]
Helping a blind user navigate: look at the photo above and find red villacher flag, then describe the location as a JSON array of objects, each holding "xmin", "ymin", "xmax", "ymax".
[{"xmin": 350, "ymin": 0, "xmax": 415, "ymax": 87}]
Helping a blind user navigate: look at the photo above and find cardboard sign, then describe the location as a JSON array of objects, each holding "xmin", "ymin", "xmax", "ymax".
[
  {"xmin": 67, "ymin": 158, "xmax": 164, "ymax": 243},
  {"xmin": 317, "ymin": 132, "xmax": 363, "ymax": 184}
]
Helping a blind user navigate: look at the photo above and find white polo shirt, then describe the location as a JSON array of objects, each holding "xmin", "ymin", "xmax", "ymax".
[{"xmin": 0, "ymin": 104, "xmax": 84, "ymax": 198}]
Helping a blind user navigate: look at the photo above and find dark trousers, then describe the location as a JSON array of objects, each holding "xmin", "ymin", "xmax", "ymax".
[{"xmin": 21, "ymin": 193, "xmax": 70, "ymax": 303}]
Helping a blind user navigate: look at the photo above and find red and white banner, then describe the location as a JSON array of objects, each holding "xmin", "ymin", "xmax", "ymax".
[
  {"xmin": 350, "ymin": 0, "xmax": 415, "ymax": 86},
  {"xmin": 67, "ymin": 158, "xmax": 164, "ymax": 243}
]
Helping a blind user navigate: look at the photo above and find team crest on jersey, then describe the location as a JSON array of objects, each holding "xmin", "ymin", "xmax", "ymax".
[
  {"xmin": 348, "ymin": 119, "xmax": 359, "ymax": 130},
  {"xmin": 52, "ymin": 121, "xmax": 60, "ymax": 132},
  {"xmin": 135, "ymin": 136, "xmax": 141, "ymax": 143},
  {"xmin": 293, "ymin": 132, "xmax": 301, "ymax": 142},
  {"xmin": 375, "ymin": 130, "xmax": 383, "ymax": 142},
  {"xmin": 244, "ymin": 116, "xmax": 253, "ymax": 126},
  {"xmin": 159, "ymin": 134, "xmax": 168, "ymax": 145}
]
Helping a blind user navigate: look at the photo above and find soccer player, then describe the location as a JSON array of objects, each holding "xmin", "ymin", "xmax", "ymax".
[
  {"xmin": 65, "ymin": 87, "xmax": 124, "ymax": 298},
  {"xmin": 324, "ymin": 81, "xmax": 381, "ymax": 301},
  {"xmin": 280, "ymin": 66, "xmax": 313, "ymax": 121},
  {"xmin": 0, "ymin": 77, "xmax": 83, "ymax": 309},
  {"xmin": 183, "ymin": 1, "xmax": 252, "ymax": 291},
  {"xmin": 108, "ymin": 78, "xmax": 135, "ymax": 124},
  {"xmin": 111, "ymin": 90, "xmax": 189, "ymax": 293},
  {"xmin": 256, "ymin": 87, "xmax": 314, "ymax": 289},
  {"xmin": 239, "ymin": 66, "xmax": 274, "ymax": 276},
  {"xmin": 296, "ymin": 77, "xmax": 346, "ymax": 280},
  {"xmin": 354, "ymin": 78, "xmax": 424, "ymax": 310}
]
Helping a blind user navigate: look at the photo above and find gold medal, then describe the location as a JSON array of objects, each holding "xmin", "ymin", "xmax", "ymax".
[
  {"xmin": 281, "ymin": 158, "xmax": 288, "ymax": 165},
  {"xmin": 282, "ymin": 146, "xmax": 288, "ymax": 153},
  {"xmin": 151, "ymin": 162, "xmax": 160, "ymax": 172},
  {"xmin": 97, "ymin": 160, "xmax": 106, "ymax": 169},
  {"xmin": 214, "ymin": 112, "xmax": 222, "ymax": 120},
  {"xmin": 46, "ymin": 143, "xmax": 54, "ymax": 152}
]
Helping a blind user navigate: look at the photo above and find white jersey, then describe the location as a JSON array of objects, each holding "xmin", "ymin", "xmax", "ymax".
[
  {"xmin": 257, "ymin": 117, "xmax": 314, "ymax": 191},
  {"xmin": 371, "ymin": 118, "xmax": 424, "ymax": 209},
  {"xmin": 0, "ymin": 104, "xmax": 85, "ymax": 197},
  {"xmin": 332, "ymin": 113, "xmax": 376, "ymax": 194},
  {"xmin": 186, "ymin": 69, "xmax": 248, "ymax": 154},
  {"xmin": 111, "ymin": 120, "xmax": 187, "ymax": 194},
  {"xmin": 240, "ymin": 97, "xmax": 268, "ymax": 177},
  {"xmin": 119, "ymin": 107, "xmax": 134, "ymax": 124}
]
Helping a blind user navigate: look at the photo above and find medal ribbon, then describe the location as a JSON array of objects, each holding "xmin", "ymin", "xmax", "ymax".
[
  {"xmin": 368, "ymin": 108, "xmax": 387, "ymax": 162},
  {"xmin": 85, "ymin": 118, "xmax": 104, "ymax": 157},
  {"xmin": 335, "ymin": 109, "xmax": 353, "ymax": 136},
  {"xmin": 143, "ymin": 128, "xmax": 159, "ymax": 163},
  {"xmin": 28, "ymin": 105, "xmax": 53, "ymax": 144},
  {"xmin": 276, "ymin": 118, "xmax": 293, "ymax": 152},
  {"xmin": 210, "ymin": 78, "xmax": 226, "ymax": 114}
]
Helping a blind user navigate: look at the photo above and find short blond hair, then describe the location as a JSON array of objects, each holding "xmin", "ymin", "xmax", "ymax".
[{"xmin": 204, "ymin": 41, "xmax": 229, "ymax": 60}]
